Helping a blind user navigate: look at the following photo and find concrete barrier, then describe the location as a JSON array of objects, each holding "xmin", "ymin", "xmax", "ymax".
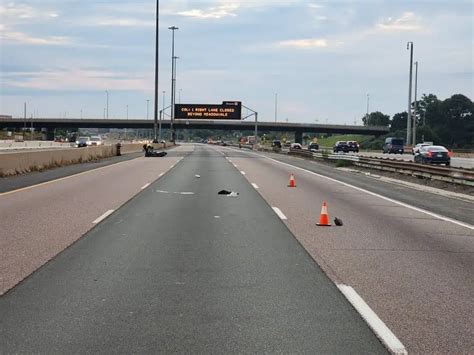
[
  {"xmin": 0, "ymin": 143, "xmax": 171, "ymax": 177},
  {"xmin": 0, "ymin": 146, "xmax": 116, "ymax": 177}
]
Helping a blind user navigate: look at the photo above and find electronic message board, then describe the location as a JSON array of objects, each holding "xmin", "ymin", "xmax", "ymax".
[{"xmin": 175, "ymin": 101, "xmax": 242, "ymax": 120}]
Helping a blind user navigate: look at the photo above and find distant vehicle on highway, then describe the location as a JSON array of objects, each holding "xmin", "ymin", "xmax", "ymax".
[
  {"xmin": 412, "ymin": 142, "xmax": 431, "ymax": 155},
  {"xmin": 291, "ymin": 143, "xmax": 302, "ymax": 149},
  {"xmin": 414, "ymin": 145, "xmax": 451, "ymax": 166},
  {"xmin": 308, "ymin": 142, "xmax": 319, "ymax": 151},
  {"xmin": 383, "ymin": 137, "xmax": 404, "ymax": 154},
  {"xmin": 333, "ymin": 141, "xmax": 349, "ymax": 153},
  {"xmin": 346, "ymin": 141, "xmax": 359, "ymax": 153},
  {"xmin": 272, "ymin": 140, "xmax": 282, "ymax": 149},
  {"xmin": 76, "ymin": 136, "xmax": 90, "ymax": 147},
  {"xmin": 90, "ymin": 136, "xmax": 103, "ymax": 146}
]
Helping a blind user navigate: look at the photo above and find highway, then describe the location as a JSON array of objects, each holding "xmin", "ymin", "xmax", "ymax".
[{"xmin": 1, "ymin": 143, "xmax": 473, "ymax": 353}]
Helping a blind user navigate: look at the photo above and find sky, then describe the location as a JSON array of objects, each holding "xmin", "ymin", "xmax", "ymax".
[{"xmin": 0, "ymin": 0, "xmax": 473, "ymax": 124}]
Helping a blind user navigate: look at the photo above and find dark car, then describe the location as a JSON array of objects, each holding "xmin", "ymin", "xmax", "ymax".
[
  {"xmin": 383, "ymin": 137, "xmax": 404, "ymax": 154},
  {"xmin": 414, "ymin": 145, "xmax": 451, "ymax": 166},
  {"xmin": 347, "ymin": 141, "xmax": 359, "ymax": 153},
  {"xmin": 333, "ymin": 141, "xmax": 349, "ymax": 153},
  {"xmin": 272, "ymin": 140, "xmax": 282, "ymax": 149},
  {"xmin": 308, "ymin": 143, "xmax": 319, "ymax": 151}
]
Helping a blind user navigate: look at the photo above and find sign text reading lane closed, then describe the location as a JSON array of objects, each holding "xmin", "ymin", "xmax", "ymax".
[{"xmin": 175, "ymin": 102, "xmax": 242, "ymax": 120}]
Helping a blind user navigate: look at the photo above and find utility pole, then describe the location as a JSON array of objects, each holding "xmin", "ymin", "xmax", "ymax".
[
  {"xmin": 169, "ymin": 26, "xmax": 179, "ymax": 142},
  {"xmin": 406, "ymin": 42, "xmax": 414, "ymax": 145},
  {"xmin": 413, "ymin": 61, "xmax": 418, "ymax": 145},
  {"xmin": 153, "ymin": 0, "xmax": 160, "ymax": 142},
  {"xmin": 274, "ymin": 93, "xmax": 278, "ymax": 122}
]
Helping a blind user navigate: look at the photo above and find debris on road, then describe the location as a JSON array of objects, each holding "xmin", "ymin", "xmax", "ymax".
[
  {"xmin": 218, "ymin": 190, "xmax": 239, "ymax": 197},
  {"xmin": 334, "ymin": 217, "xmax": 343, "ymax": 226}
]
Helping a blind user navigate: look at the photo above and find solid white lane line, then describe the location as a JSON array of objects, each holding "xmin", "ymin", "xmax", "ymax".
[
  {"xmin": 93, "ymin": 209, "xmax": 115, "ymax": 224},
  {"xmin": 240, "ymin": 171, "xmax": 246, "ymax": 175},
  {"xmin": 261, "ymin": 155, "xmax": 474, "ymax": 231},
  {"xmin": 141, "ymin": 183, "xmax": 150, "ymax": 190},
  {"xmin": 251, "ymin": 183, "xmax": 259, "ymax": 189},
  {"xmin": 272, "ymin": 207, "xmax": 287, "ymax": 220},
  {"xmin": 337, "ymin": 285, "xmax": 407, "ymax": 355}
]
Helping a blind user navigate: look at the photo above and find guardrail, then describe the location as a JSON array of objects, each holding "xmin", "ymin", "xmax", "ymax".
[{"xmin": 284, "ymin": 148, "xmax": 474, "ymax": 186}]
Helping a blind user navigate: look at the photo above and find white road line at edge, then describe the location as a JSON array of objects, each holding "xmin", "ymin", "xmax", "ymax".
[
  {"xmin": 159, "ymin": 172, "xmax": 164, "ymax": 177},
  {"xmin": 228, "ymin": 148, "xmax": 474, "ymax": 231},
  {"xmin": 337, "ymin": 284, "xmax": 407, "ymax": 355},
  {"xmin": 92, "ymin": 209, "xmax": 115, "ymax": 224},
  {"xmin": 272, "ymin": 207, "xmax": 287, "ymax": 220},
  {"xmin": 141, "ymin": 183, "xmax": 150, "ymax": 190},
  {"xmin": 252, "ymin": 183, "xmax": 259, "ymax": 189},
  {"xmin": 240, "ymin": 171, "xmax": 246, "ymax": 175}
]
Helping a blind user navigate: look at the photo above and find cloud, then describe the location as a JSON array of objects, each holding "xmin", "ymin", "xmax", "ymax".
[
  {"xmin": 4, "ymin": 68, "xmax": 152, "ymax": 93},
  {"xmin": 177, "ymin": 4, "xmax": 239, "ymax": 19},
  {"xmin": 277, "ymin": 38, "xmax": 343, "ymax": 49},
  {"xmin": 89, "ymin": 17, "xmax": 155, "ymax": 27},
  {"xmin": 0, "ymin": 25, "xmax": 72, "ymax": 45},
  {"xmin": 0, "ymin": 2, "xmax": 59, "ymax": 23},
  {"xmin": 376, "ymin": 12, "xmax": 423, "ymax": 32}
]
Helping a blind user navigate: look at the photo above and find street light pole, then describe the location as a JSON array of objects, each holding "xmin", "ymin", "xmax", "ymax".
[
  {"xmin": 274, "ymin": 93, "xmax": 278, "ymax": 122},
  {"xmin": 169, "ymin": 26, "xmax": 179, "ymax": 142},
  {"xmin": 105, "ymin": 90, "xmax": 109, "ymax": 119},
  {"xmin": 126, "ymin": 104, "xmax": 129, "ymax": 120},
  {"xmin": 23, "ymin": 102, "xmax": 26, "ymax": 131},
  {"xmin": 153, "ymin": 0, "xmax": 160, "ymax": 142},
  {"xmin": 146, "ymin": 100, "xmax": 150, "ymax": 119},
  {"xmin": 413, "ymin": 61, "xmax": 418, "ymax": 145},
  {"xmin": 366, "ymin": 93, "xmax": 370, "ymax": 124},
  {"xmin": 179, "ymin": 89, "xmax": 182, "ymax": 104},
  {"xmin": 406, "ymin": 42, "xmax": 414, "ymax": 145}
]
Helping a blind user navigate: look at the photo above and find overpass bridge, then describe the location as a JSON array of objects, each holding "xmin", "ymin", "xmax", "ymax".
[{"xmin": 0, "ymin": 118, "xmax": 389, "ymax": 143}]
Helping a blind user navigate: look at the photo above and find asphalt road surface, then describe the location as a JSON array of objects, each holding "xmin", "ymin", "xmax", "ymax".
[
  {"xmin": 213, "ymin": 145, "xmax": 474, "ymax": 354},
  {"xmin": 0, "ymin": 144, "xmax": 386, "ymax": 353}
]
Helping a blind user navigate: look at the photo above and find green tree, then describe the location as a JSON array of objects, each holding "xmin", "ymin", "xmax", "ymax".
[
  {"xmin": 362, "ymin": 111, "xmax": 390, "ymax": 127},
  {"xmin": 390, "ymin": 112, "xmax": 407, "ymax": 132}
]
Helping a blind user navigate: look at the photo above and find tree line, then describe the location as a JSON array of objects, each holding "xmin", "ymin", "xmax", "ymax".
[{"xmin": 362, "ymin": 93, "xmax": 473, "ymax": 148}]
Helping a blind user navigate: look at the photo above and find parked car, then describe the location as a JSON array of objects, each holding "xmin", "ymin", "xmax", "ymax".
[
  {"xmin": 90, "ymin": 136, "xmax": 103, "ymax": 146},
  {"xmin": 412, "ymin": 143, "xmax": 431, "ymax": 155},
  {"xmin": 76, "ymin": 136, "xmax": 90, "ymax": 147},
  {"xmin": 333, "ymin": 141, "xmax": 349, "ymax": 153},
  {"xmin": 283, "ymin": 141, "xmax": 292, "ymax": 148},
  {"xmin": 383, "ymin": 137, "xmax": 404, "ymax": 154},
  {"xmin": 308, "ymin": 143, "xmax": 319, "ymax": 151},
  {"xmin": 291, "ymin": 143, "xmax": 303, "ymax": 149},
  {"xmin": 414, "ymin": 145, "xmax": 451, "ymax": 166},
  {"xmin": 347, "ymin": 141, "xmax": 359, "ymax": 153}
]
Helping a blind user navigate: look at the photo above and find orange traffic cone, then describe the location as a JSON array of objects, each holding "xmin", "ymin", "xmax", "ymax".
[
  {"xmin": 288, "ymin": 174, "xmax": 296, "ymax": 187},
  {"xmin": 316, "ymin": 201, "xmax": 331, "ymax": 226}
]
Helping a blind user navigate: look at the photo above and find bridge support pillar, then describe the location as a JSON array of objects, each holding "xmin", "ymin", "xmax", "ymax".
[
  {"xmin": 294, "ymin": 131, "xmax": 303, "ymax": 144},
  {"xmin": 41, "ymin": 128, "xmax": 54, "ymax": 141}
]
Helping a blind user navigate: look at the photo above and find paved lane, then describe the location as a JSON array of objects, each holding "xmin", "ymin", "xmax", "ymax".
[
  {"xmin": 0, "ymin": 146, "xmax": 190, "ymax": 295},
  {"xmin": 215, "ymin": 145, "xmax": 474, "ymax": 354},
  {"xmin": 0, "ymin": 144, "xmax": 386, "ymax": 353}
]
